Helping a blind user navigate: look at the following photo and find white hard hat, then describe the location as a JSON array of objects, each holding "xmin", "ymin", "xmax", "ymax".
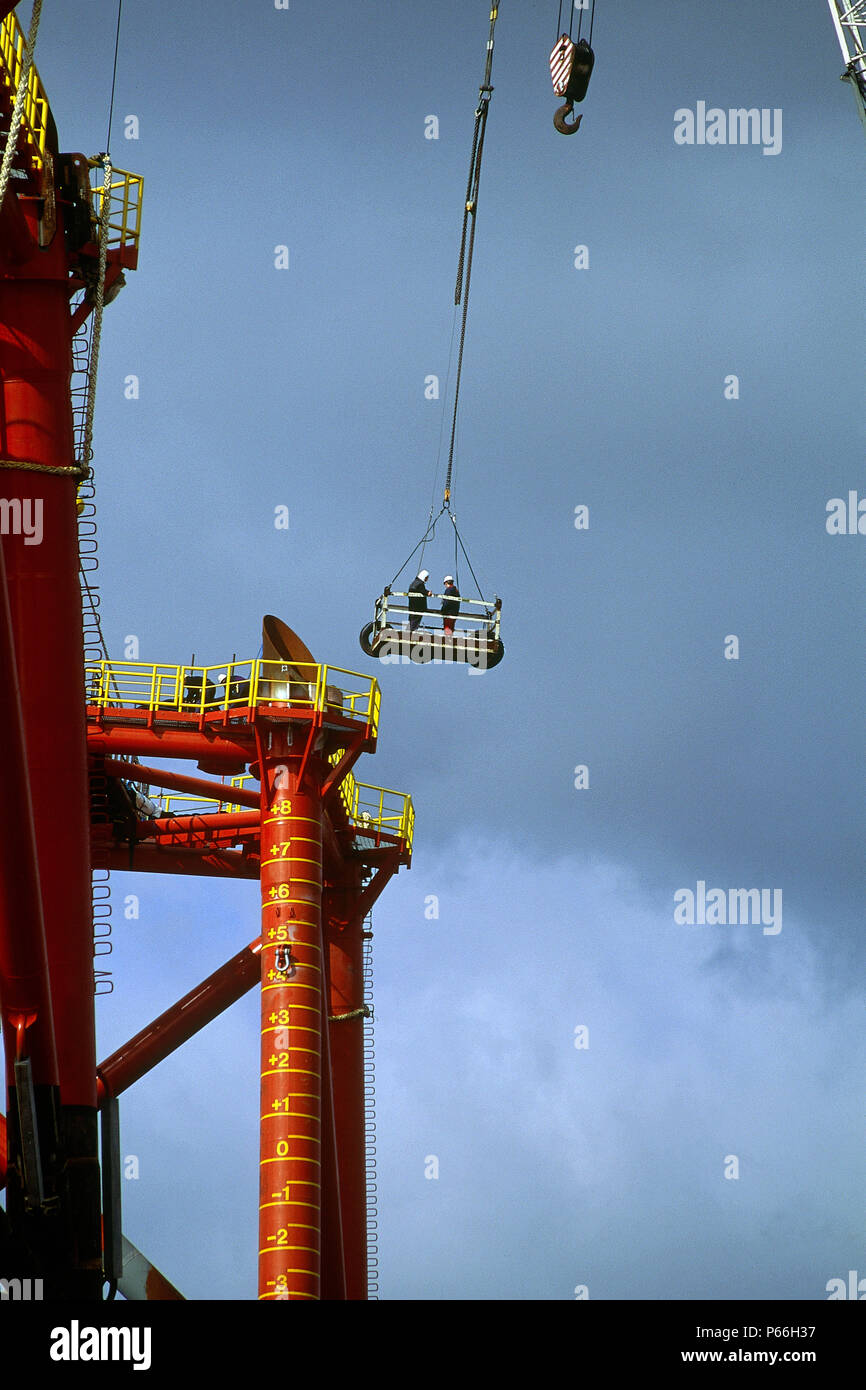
[
  {"xmin": 443, "ymin": 575, "xmax": 454, "ymax": 584},
  {"xmin": 418, "ymin": 570, "xmax": 429, "ymax": 581}
]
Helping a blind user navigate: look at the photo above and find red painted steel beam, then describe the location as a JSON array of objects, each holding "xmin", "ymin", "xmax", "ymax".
[
  {"xmin": 103, "ymin": 843, "xmax": 258, "ymax": 878},
  {"xmin": 118, "ymin": 1236, "xmax": 185, "ymax": 1301},
  {"xmin": 102, "ymin": 758, "xmax": 260, "ymax": 809},
  {"xmin": 0, "ymin": 540, "xmax": 58, "ymax": 1088},
  {"xmin": 356, "ymin": 850, "xmax": 404, "ymax": 920},
  {"xmin": 258, "ymin": 734, "xmax": 326, "ymax": 1301},
  {"xmin": 97, "ymin": 940, "xmax": 262, "ymax": 1103},
  {"xmin": 87, "ymin": 727, "xmax": 253, "ymax": 766},
  {"xmin": 142, "ymin": 811, "xmax": 260, "ymax": 841}
]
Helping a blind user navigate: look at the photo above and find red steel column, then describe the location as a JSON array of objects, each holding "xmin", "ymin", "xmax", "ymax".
[
  {"xmin": 1, "ymin": 210, "xmax": 101, "ymax": 1294},
  {"xmin": 0, "ymin": 540, "xmax": 57, "ymax": 1089},
  {"xmin": 258, "ymin": 733, "xmax": 324, "ymax": 1301},
  {"xmin": 0, "ymin": 262, "xmax": 96, "ymax": 1112}
]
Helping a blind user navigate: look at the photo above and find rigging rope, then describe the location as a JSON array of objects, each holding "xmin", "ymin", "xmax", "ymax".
[
  {"xmin": 0, "ymin": 457, "xmax": 87, "ymax": 475},
  {"xmin": 443, "ymin": 2, "xmax": 499, "ymax": 511},
  {"xmin": 0, "ymin": 0, "xmax": 43, "ymax": 213},
  {"xmin": 388, "ymin": 505, "xmax": 489, "ymax": 605},
  {"xmin": 388, "ymin": 510, "xmax": 442, "ymax": 589},
  {"xmin": 449, "ymin": 512, "xmax": 486, "ymax": 601}
]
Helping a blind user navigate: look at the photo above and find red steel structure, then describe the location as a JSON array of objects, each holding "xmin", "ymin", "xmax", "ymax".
[{"xmin": 0, "ymin": 5, "xmax": 411, "ymax": 1299}]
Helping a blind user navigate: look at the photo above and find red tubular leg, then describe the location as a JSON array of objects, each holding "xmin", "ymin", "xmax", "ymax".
[
  {"xmin": 0, "ymin": 215, "xmax": 101, "ymax": 1296},
  {"xmin": 258, "ymin": 736, "xmax": 324, "ymax": 1301},
  {"xmin": 0, "ymin": 540, "xmax": 57, "ymax": 1088},
  {"xmin": 1, "ymin": 276, "xmax": 95, "ymax": 1113}
]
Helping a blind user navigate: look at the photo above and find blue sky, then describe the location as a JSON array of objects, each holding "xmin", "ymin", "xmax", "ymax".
[{"xmin": 7, "ymin": 0, "xmax": 864, "ymax": 1299}]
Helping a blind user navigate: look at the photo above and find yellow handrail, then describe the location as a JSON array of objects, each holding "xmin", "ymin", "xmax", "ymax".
[
  {"xmin": 0, "ymin": 11, "xmax": 50, "ymax": 173},
  {"xmin": 150, "ymin": 762, "xmax": 413, "ymax": 851},
  {"xmin": 328, "ymin": 748, "xmax": 414, "ymax": 852},
  {"xmin": 90, "ymin": 163, "xmax": 143, "ymax": 255},
  {"xmin": 85, "ymin": 657, "xmax": 381, "ymax": 739}
]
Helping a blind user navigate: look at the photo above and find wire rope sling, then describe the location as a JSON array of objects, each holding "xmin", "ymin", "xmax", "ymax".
[
  {"xmin": 550, "ymin": 0, "xmax": 597, "ymax": 134},
  {"xmin": 359, "ymin": 5, "xmax": 504, "ymax": 670}
]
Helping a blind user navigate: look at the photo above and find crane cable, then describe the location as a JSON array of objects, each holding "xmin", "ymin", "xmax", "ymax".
[
  {"xmin": 105, "ymin": 0, "xmax": 123, "ymax": 151},
  {"xmin": 555, "ymin": 0, "xmax": 596, "ymax": 45},
  {"xmin": 443, "ymin": 2, "xmax": 500, "ymax": 513},
  {"xmin": 580, "ymin": 0, "xmax": 597, "ymax": 46},
  {"xmin": 388, "ymin": 5, "xmax": 502, "ymax": 604}
]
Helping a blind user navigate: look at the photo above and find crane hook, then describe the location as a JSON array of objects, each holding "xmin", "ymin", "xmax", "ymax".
[{"xmin": 553, "ymin": 101, "xmax": 583, "ymax": 135}]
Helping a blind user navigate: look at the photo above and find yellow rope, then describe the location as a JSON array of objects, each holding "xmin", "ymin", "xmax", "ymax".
[{"xmin": 0, "ymin": 458, "xmax": 89, "ymax": 476}]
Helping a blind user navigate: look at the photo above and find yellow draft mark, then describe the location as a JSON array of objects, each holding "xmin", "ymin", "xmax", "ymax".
[
  {"xmin": 265, "ymin": 1177, "xmax": 320, "ymax": 1189},
  {"xmin": 261, "ymin": 982, "xmax": 320, "ymax": 998},
  {"xmin": 260, "ymin": 901, "xmax": 320, "ymax": 912},
  {"xmin": 260, "ymin": 1105, "xmax": 322, "ymax": 1120},
  {"xmin": 266, "ymin": 834, "xmax": 321, "ymax": 851},
  {"xmin": 261, "ymin": 1067, "xmax": 321, "ymax": 1081},
  {"xmin": 261, "ymin": 848, "xmax": 322, "ymax": 861},
  {"xmin": 261, "ymin": 860, "xmax": 322, "ymax": 873},
  {"xmin": 263, "ymin": 936, "xmax": 322, "ymax": 953},
  {"xmin": 263, "ymin": 965, "xmax": 323, "ymax": 982},
  {"xmin": 260, "ymin": 890, "xmax": 321, "ymax": 906},
  {"xmin": 263, "ymin": 1044, "xmax": 321, "ymax": 1059},
  {"xmin": 263, "ymin": 1009, "xmax": 320, "ymax": 1025},
  {"xmin": 258, "ymin": 1289, "xmax": 318, "ymax": 1300},
  {"xmin": 262, "ymin": 1150, "xmax": 323, "ymax": 1173},
  {"xmin": 263, "ymin": 1223, "xmax": 321, "ymax": 1238},
  {"xmin": 262, "ymin": 1130, "xmax": 321, "ymax": 1142},
  {"xmin": 261, "ymin": 884, "xmax": 320, "ymax": 905},
  {"xmin": 259, "ymin": 1153, "xmax": 321, "ymax": 1165},
  {"xmin": 262, "ymin": 814, "xmax": 321, "ymax": 828},
  {"xmin": 261, "ymin": 1024, "xmax": 321, "ymax": 1039},
  {"xmin": 261, "ymin": 1251, "xmax": 322, "ymax": 1262},
  {"xmin": 261, "ymin": 978, "xmax": 322, "ymax": 989},
  {"xmin": 259, "ymin": 1200, "xmax": 319, "ymax": 1213}
]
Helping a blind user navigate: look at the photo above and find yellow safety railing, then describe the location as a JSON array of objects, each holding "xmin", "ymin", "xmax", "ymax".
[
  {"xmin": 90, "ymin": 161, "xmax": 143, "ymax": 256},
  {"xmin": 155, "ymin": 767, "xmax": 413, "ymax": 851},
  {"xmin": 354, "ymin": 780, "xmax": 415, "ymax": 851},
  {"xmin": 160, "ymin": 774, "xmax": 252, "ymax": 818},
  {"xmin": 85, "ymin": 658, "xmax": 380, "ymax": 738},
  {"xmin": 0, "ymin": 10, "xmax": 50, "ymax": 173},
  {"xmin": 329, "ymin": 749, "xmax": 414, "ymax": 852}
]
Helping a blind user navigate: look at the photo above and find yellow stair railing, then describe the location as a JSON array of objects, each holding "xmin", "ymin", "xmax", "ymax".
[{"xmin": 0, "ymin": 9, "xmax": 50, "ymax": 174}]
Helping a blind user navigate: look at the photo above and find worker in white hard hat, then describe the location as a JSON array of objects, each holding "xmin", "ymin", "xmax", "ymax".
[
  {"xmin": 441, "ymin": 575, "xmax": 460, "ymax": 635},
  {"xmin": 407, "ymin": 570, "xmax": 429, "ymax": 633}
]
